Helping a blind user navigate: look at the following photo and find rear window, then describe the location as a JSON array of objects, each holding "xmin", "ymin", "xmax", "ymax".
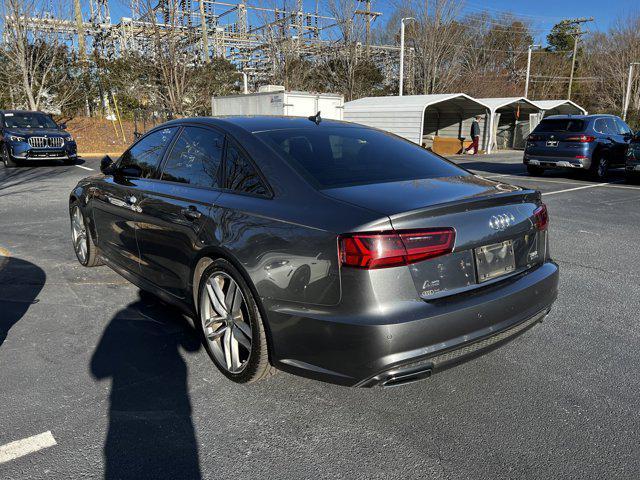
[
  {"xmin": 256, "ymin": 127, "xmax": 466, "ymax": 189},
  {"xmin": 535, "ymin": 119, "xmax": 585, "ymax": 133}
]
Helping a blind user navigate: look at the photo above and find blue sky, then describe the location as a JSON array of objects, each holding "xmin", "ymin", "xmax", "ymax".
[{"xmin": 108, "ymin": 0, "xmax": 638, "ymax": 43}]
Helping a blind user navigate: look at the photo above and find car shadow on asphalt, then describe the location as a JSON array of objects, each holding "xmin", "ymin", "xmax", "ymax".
[
  {"xmin": 454, "ymin": 158, "xmax": 628, "ymax": 183},
  {"xmin": 0, "ymin": 256, "xmax": 46, "ymax": 349},
  {"xmin": 91, "ymin": 290, "xmax": 202, "ymax": 480}
]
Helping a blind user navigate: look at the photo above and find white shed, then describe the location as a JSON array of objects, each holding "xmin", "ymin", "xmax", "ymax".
[
  {"xmin": 535, "ymin": 100, "xmax": 587, "ymax": 117},
  {"xmin": 478, "ymin": 97, "xmax": 544, "ymax": 153},
  {"xmin": 343, "ymin": 94, "xmax": 491, "ymax": 154},
  {"xmin": 212, "ymin": 87, "xmax": 344, "ymax": 120}
]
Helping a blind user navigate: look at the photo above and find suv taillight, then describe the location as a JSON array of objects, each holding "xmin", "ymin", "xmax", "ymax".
[
  {"xmin": 339, "ymin": 228, "xmax": 455, "ymax": 269},
  {"xmin": 533, "ymin": 204, "xmax": 548, "ymax": 231},
  {"xmin": 527, "ymin": 134, "xmax": 542, "ymax": 142},
  {"xmin": 565, "ymin": 135, "xmax": 595, "ymax": 143}
]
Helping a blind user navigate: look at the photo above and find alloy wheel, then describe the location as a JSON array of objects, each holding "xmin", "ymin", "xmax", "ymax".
[
  {"xmin": 71, "ymin": 206, "xmax": 88, "ymax": 264},
  {"xmin": 200, "ymin": 272, "xmax": 253, "ymax": 373},
  {"xmin": 597, "ymin": 157, "xmax": 608, "ymax": 179}
]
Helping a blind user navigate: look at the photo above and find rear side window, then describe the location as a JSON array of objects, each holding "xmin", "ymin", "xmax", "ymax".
[
  {"xmin": 161, "ymin": 126, "xmax": 224, "ymax": 187},
  {"xmin": 256, "ymin": 127, "xmax": 465, "ymax": 189},
  {"xmin": 593, "ymin": 118, "xmax": 617, "ymax": 135},
  {"xmin": 120, "ymin": 127, "xmax": 177, "ymax": 178},
  {"xmin": 535, "ymin": 119, "xmax": 585, "ymax": 133},
  {"xmin": 223, "ymin": 142, "xmax": 269, "ymax": 196}
]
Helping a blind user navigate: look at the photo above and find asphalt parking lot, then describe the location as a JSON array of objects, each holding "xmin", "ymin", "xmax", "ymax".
[{"xmin": 1, "ymin": 152, "xmax": 639, "ymax": 479}]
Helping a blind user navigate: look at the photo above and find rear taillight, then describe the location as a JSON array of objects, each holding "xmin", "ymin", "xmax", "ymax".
[
  {"xmin": 533, "ymin": 204, "xmax": 548, "ymax": 231},
  {"xmin": 565, "ymin": 135, "xmax": 595, "ymax": 143},
  {"xmin": 527, "ymin": 134, "xmax": 542, "ymax": 142},
  {"xmin": 339, "ymin": 228, "xmax": 455, "ymax": 269}
]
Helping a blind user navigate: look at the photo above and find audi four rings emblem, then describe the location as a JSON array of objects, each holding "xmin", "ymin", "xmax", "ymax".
[{"xmin": 489, "ymin": 213, "xmax": 515, "ymax": 231}]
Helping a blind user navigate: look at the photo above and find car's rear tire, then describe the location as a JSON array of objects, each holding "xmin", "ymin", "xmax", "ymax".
[
  {"xmin": 590, "ymin": 154, "xmax": 609, "ymax": 181},
  {"xmin": 197, "ymin": 259, "xmax": 276, "ymax": 384},
  {"xmin": 69, "ymin": 202, "xmax": 102, "ymax": 267},
  {"xmin": 2, "ymin": 144, "xmax": 18, "ymax": 168},
  {"xmin": 526, "ymin": 165, "xmax": 544, "ymax": 176}
]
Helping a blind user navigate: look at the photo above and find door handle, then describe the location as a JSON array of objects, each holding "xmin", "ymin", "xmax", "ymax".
[{"xmin": 181, "ymin": 206, "xmax": 202, "ymax": 220}]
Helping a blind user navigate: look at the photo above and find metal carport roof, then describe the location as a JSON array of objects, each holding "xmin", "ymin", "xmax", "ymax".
[
  {"xmin": 534, "ymin": 100, "xmax": 587, "ymax": 115},
  {"xmin": 343, "ymin": 94, "xmax": 490, "ymax": 145}
]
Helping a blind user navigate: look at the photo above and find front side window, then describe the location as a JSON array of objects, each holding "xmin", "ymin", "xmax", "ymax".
[
  {"xmin": 161, "ymin": 127, "xmax": 224, "ymax": 187},
  {"xmin": 119, "ymin": 127, "xmax": 177, "ymax": 179},
  {"xmin": 256, "ymin": 127, "xmax": 466, "ymax": 189},
  {"xmin": 3, "ymin": 112, "xmax": 58, "ymax": 129},
  {"xmin": 614, "ymin": 118, "xmax": 632, "ymax": 135},
  {"xmin": 223, "ymin": 142, "xmax": 269, "ymax": 196}
]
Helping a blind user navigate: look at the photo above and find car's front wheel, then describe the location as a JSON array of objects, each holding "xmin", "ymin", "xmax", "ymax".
[
  {"xmin": 197, "ymin": 259, "xmax": 276, "ymax": 383},
  {"xmin": 70, "ymin": 202, "xmax": 102, "ymax": 267},
  {"xmin": 1, "ymin": 144, "xmax": 18, "ymax": 168}
]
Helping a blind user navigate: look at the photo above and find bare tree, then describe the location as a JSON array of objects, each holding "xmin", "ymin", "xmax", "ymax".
[
  {"xmin": 582, "ymin": 14, "xmax": 640, "ymax": 123},
  {"xmin": 0, "ymin": 0, "xmax": 79, "ymax": 112}
]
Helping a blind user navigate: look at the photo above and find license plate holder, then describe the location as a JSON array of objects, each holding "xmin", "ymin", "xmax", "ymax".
[{"xmin": 475, "ymin": 240, "xmax": 516, "ymax": 283}]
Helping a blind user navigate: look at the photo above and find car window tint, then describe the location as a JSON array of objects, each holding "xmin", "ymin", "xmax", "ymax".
[
  {"xmin": 593, "ymin": 119, "xmax": 607, "ymax": 134},
  {"xmin": 161, "ymin": 127, "xmax": 223, "ymax": 187},
  {"xmin": 223, "ymin": 142, "xmax": 269, "ymax": 196},
  {"xmin": 614, "ymin": 118, "xmax": 631, "ymax": 135},
  {"xmin": 603, "ymin": 118, "xmax": 618, "ymax": 135},
  {"xmin": 120, "ymin": 127, "xmax": 177, "ymax": 178},
  {"xmin": 256, "ymin": 127, "xmax": 466, "ymax": 189},
  {"xmin": 535, "ymin": 119, "xmax": 584, "ymax": 133}
]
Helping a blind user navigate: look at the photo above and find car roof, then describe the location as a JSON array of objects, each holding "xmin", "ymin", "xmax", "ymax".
[
  {"xmin": 543, "ymin": 114, "xmax": 619, "ymax": 121},
  {"xmin": 0, "ymin": 110, "xmax": 50, "ymax": 115},
  {"xmin": 159, "ymin": 115, "xmax": 362, "ymax": 133}
]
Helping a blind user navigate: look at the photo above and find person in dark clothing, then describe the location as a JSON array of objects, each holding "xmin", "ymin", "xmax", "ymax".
[{"xmin": 464, "ymin": 115, "xmax": 482, "ymax": 155}]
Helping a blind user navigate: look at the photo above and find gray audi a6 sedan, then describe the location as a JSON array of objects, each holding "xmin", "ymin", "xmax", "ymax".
[{"xmin": 69, "ymin": 116, "xmax": 559, "ymax": 387}]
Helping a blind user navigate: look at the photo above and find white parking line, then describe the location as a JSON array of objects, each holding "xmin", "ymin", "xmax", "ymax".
[
  {"xmin": 543, "ymin": 182, "xmax": 609, "ymax": 196},
  {"xmin": 0, "ymin": 431, "xmax": 57, "ymax": 465},
  {"xmin": 75, "ymin": 165, "xmax": 94, "ymax": 171}
]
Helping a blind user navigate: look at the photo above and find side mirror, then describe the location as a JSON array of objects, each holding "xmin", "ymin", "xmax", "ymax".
[
  {"xmin": 59, "ymin": 123, "xmax": 67, "ymax": 130},
  {"xmin": 100, "ymin": 155, "xmax": 114, "ymax": 174}
]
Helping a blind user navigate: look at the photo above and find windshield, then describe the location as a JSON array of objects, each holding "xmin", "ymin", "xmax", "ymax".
[
  {"xmin": 3, "ymin": 112, "xmax": 59, "ymax": 129},
  {"xmin": 256, "ymin": 127, "xmax": 466, "ymax": 189},
  {"xmin": 535, "ymin": 119, "xmax": 585, "ymax": 133}
]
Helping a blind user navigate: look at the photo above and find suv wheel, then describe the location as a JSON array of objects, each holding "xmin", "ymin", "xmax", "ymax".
[
  {"xmin": 197, "ymin": 259, "xmax": 276, "ymax": 384},
  {"xmin": 590, "ymin": 155, "xmax": 609, "ymax": 181},
  {"xmin": 526, "ymin": 165, "xmax": 544, "ymax": 176},
  {"xmin": 2, "ymin": 144, "xmax": 18, "ymax": 168}
]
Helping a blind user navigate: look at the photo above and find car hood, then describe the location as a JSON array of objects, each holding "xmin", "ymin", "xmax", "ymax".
[
  {"xmin": 5, "ymin": 128, "xmax": 67, "ymax": 137},
  {"xmin": 321, "ymin": 175, "xmax": 523, "ymax": 216}
]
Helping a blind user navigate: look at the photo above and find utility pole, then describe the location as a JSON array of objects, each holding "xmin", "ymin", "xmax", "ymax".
[
  {"xmin": 73, "ymin": 0, "xmax": 86, "ymax": 61},
  {"xmin": 524, "ymin": 44, "xmax": 540, "ymax": 98},
  {"xmin": 199, "ymin": 0, "xmax": 210, "ymax": 63},
  {"xmin": 623, "ymin": 62, "xmax": 640, "ymax": 121},
  {"xmin": 399, "ymin": 17, "xmax": 415, "ymax": 96},
  {"xmin": 565, "ymin": 18, "xmax": 592, "ymax": 100}
]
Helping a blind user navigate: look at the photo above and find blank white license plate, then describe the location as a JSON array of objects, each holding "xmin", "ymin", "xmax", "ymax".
[{"xmin": 475, "ymin": 240, "xmax": 516, "ymax": 283}]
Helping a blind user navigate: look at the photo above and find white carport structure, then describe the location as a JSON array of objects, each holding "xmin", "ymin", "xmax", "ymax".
[
  {"xmin": 478, "ymin": 97, "xmax": 544, "ymax": 153},
  {"xmin": 343, "ymin": 94, "xmax": 491, "ymax": 153},
  {"xmin": 535, "ymin": 100, "xmax": 587, "ymax": 117}
]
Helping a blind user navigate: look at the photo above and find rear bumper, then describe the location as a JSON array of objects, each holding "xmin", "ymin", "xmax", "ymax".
[
  {"xmin": 268, "ymin": 261, "xmax": 559, "ymax": 387},
  {"xmin": 524, "ymin": 154, "xmax": 589, "ymax": 169}
]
